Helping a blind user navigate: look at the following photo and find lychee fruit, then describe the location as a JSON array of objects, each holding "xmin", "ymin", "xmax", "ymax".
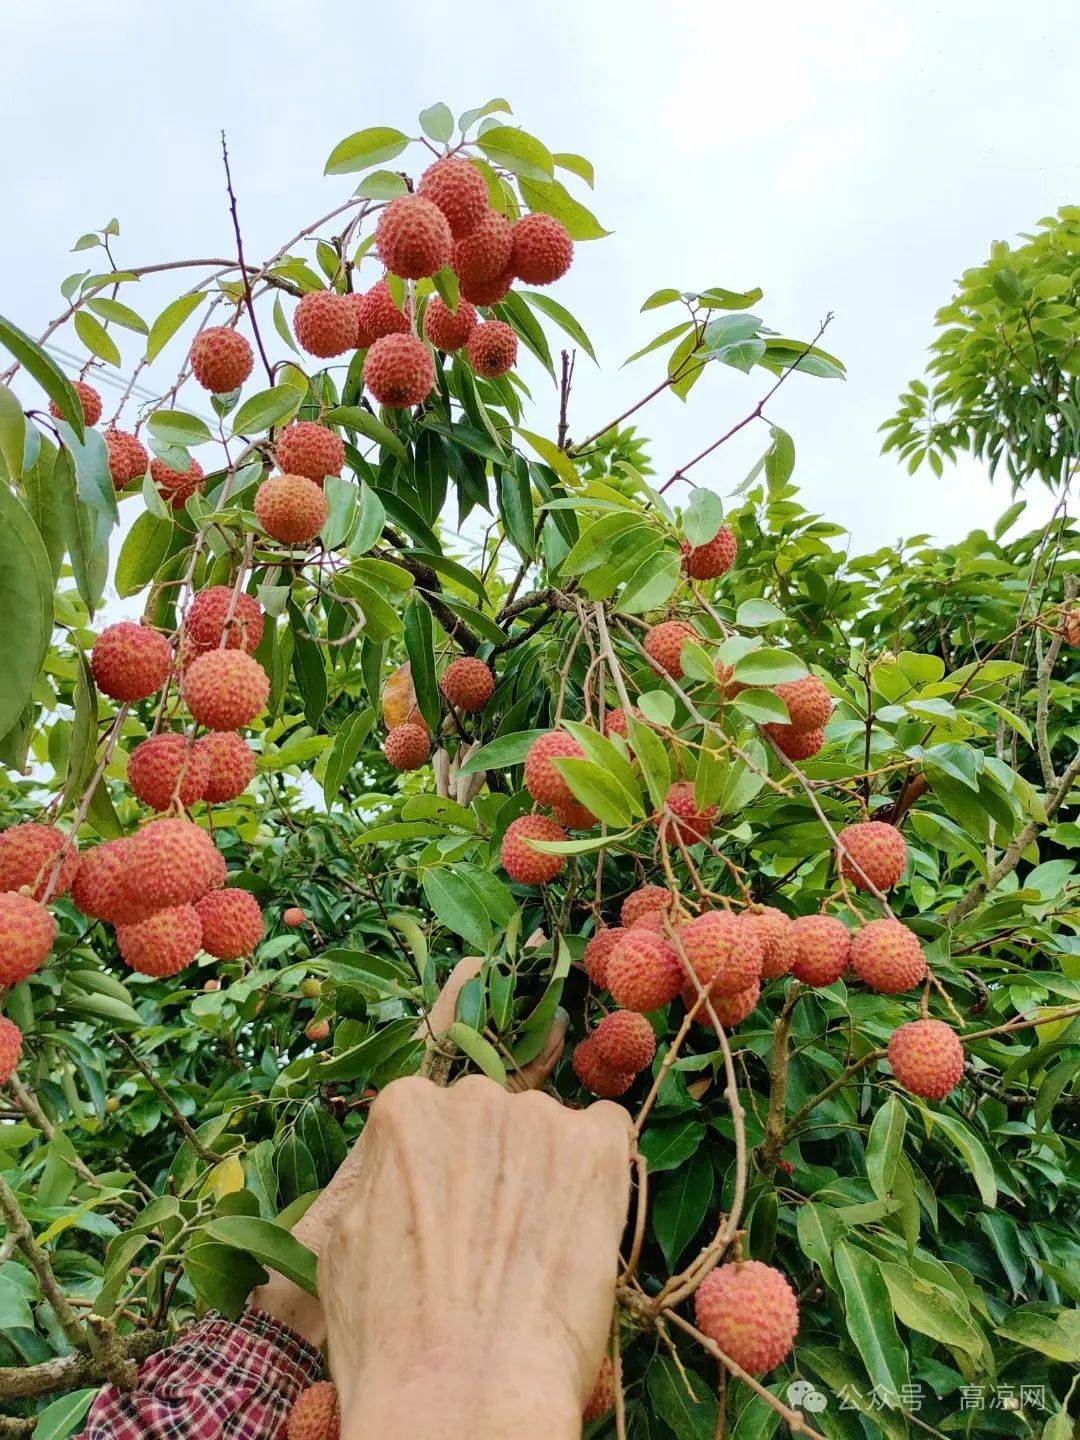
[
  {"xmin": 459, "ymin": 266, "xmax": 514, "ymax": 307},
  {"xmin": 887, "ymin": 1019, "xmax": 964, "ymax": 1100},
  {"xmin": 606, "ymin": 931, "xmax": 683, "ymax": 1012},
  {"xmin": 662, "ymin": 782, "xmax": 717, "ymax": 846},
  {"xmin": 765, "ymin": 724, "xmax": 825, "ymax": 761},
  {"xmin": 151, "ymin": 454, "xmax": 205, "ymax": 509},
  {"xmin": 552, "ymin": 799, "xmax": 596, "ymax": 830},
  {"xmin": 301, "ymin": 977, "xmax": 321, "ymax": 998},
  {"xmin": 1063, "ymin": 606, "xmax": 1080, "ymax": 648},
  {"xmin": 255, "ymin": 473, "xmax": 328, "ymax": 545},
  {"xmin": 676, "ymin": 910, "xmax": 763, "ymax": 997},
  {"xmin": 104, "ymin": 429, "xmax": 149, "ymax": 488},
  {"xmin": 196, "ymin": 731, "xmax": 256, "ymax": 803},
  {"xmin": 500, "ymin": 815, "xmax": 566, "ymax": 885},
  {"xmin": 620, "ymin": 885, "xmax": 673, "ymax": 929},
  {"xmin": 511, "ymin": 213, "xmax": 573, "ymax": 285},
  {"xmin": 71, "ymin": 840, "xmax": 152, "ymax": 926},
  {"xmin": 287, "ymin": 1381, "xmax": 340, "ymax": 1440},
  {"xmin": 715, "ymin": 659, "xmax": 745, "ymax": 701},
  {"xmin": 352, "ymin": 279, "xmax": 411, "ymax": 347},
  {"xmin": 0, "ymin": 894, "xmax": 55, "ymax": 986},
  {"xmin": 524, "ymin": 730, "xmax": 585, "ymax": 808},
  {"xmin": 124, "ymin": 818, "xmax": 219, "ymax": 910},
  {"xmin": 0, "ymin": 823, "xmax": 79, "ymax": 901},
  {"xmin": 790, "ymin": 914, "xmax": 851, "ymax": 987},
  {"xmin": 683, "ymin": 524, "xmax": 737, "ymax": 580},
  {"xmin": 363, "ymin": 334, "xmax": 436, "ymax": 409},
  {"xmin": 593, "ymin": 1010, "xmax": 656, "ymax": 1073},
  {"xmin": 184, "ymin": 586, "xmax": 265, "ymax": 656},
  {"xmin": 384, "ymin": 723, "xmax": 431, "ymax": 771},
  {"xmin": 603, "ymin": 706, "xmax": 640, "ymax": 739},
  {"xmin": 189, "ymin": 328, "xmax": 253, "ymax": 394},
  {"xmin": 205, "ymin": 846, "xmax": 228, "ymax": 891},
  {"xmin": 572, "ymin": 1039, "xmax": 635, "ymax": 1098},
  {"xmin": 182, "ymin": 650, "xmax": 269, "ymax": 730},
  {"xmin": 837, "ymin": 821, "xmax": 907, "ymax": 892},
  {"xmin": 418, "ymin": 157, "xmax": 489, "ymax": 239},
  {"xmin": 453, "ymin": 211, "xmax": 514, "ymax": 286},
  {"xmin": 466, "ymin": 320, "xmax": 518, "ymax": 378},
  {"xmin": 0, "ymin": 1016, "xmax": 22, "ymax": 1086},
  {"xmin": 694, "ymin": 1260, "xmax": 799, "ymax": 1373},
  {"xmin": 305, "ymin": 1018, "xmax": 331, "ymax": 1044},
  {"xmin": 117, "ymin": 904, "xmax": 203, "ymax": 978},
  {"xmin": 293, "ymin": 291, "xmax": 357, "ymax": 359},
  {"xmin": 440, "ymin": 656, "xmax": 495, "ymax": 713},
  {"xmin": 51, "ymin": 380, "xmax": 102, "ymax": 428},
  {"xmin": 705, "ymin": 980, "xmax": 761, "ymax": 1028},
  {"xmin": 195, "ymin": 887, "xmax": 263, "ymax": 960},
  {"xmin": 275, "ymin": 422, "xmax": 345, "ymax": 483},
  {"xmin": 423, "ymin": 295, "xmax": 479, "ymax": 352},
  {"xmin": 376, "ymin": 195, "xmax": 452, "ymax": 280},
  {"xmin": 91, "ymin": 622, "xmax": 172, "ymax": 703},
  {"xmin": 583, "ymin": 1356, "xmax": 614, "ymax": 1422},
  {"xmin": 583, "ymin": 926, "xmax": 624, "ymax": 986},
  {"xmin": 773, "ymin": 675, "xmax": 832, "ymax": 733},
  {"xmin": 127, "ymin": 734, "xmax": 209, "ymax": 812},
  {"xmin": 745, "ymin": 906, "xmax": 797, "ymax": 980},
  {"xmin": 850, "ymin": 918, "xmax": 927, "ymax": 994},
  {"xmin": 284, "ymin": 907, "xmax": 307, "ymax": 928},
  {"xmin": 643, "ymin": 620, "xmax": 696, "ymax": 679}
]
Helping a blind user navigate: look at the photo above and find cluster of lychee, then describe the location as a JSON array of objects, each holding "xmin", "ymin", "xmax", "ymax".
[{"xmin": 381, "ymin": 655, "xmax": 496, "ymax": 772}]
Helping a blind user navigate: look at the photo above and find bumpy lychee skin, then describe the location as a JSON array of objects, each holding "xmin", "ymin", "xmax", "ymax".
[
  {"xmin": 888, "ymin": 1019, "xmax": 964, "ymax": 1100},
  {"xmin": 715, "ymin": 659, "xmax": 745, "ymax": 701},
  {"xmin": 466, "ymin": 320, "xmax": 518, "ymax": 378},
  {"xmin": 663, "ymin": 781, "xmax": 717, "ymax": 846},
  {"xmin": 694, "ymin": 1261, "xmax": 799, "ymax": 1373},
  {"xmin": 708, "ymin": 980, "xmax": 761, "ymax": 1028},
  {"xmin": 283, "ymin": 907, "xmax": 307, "ymax": 928},
  {"xmin": 418, "ymin": 157, "xmax": 489, "ymax": 239},
  {"xmin": 677, "ymin": 910, "xmax": 763, "ymax": 997},
  {"xmin": 0, "ymin": 894, "xmax": 55, "ymax": 986},
  {"xmin": 606, "ymin": 931, "xmax": 683, "ymax": 1012},
  {"xmin": 746, "ymin": 905, "xmax": 797, "ymax": 980},
  {"xmin": 195, "ymin": 887, "xmax": 263, "ymax": 960},
  {"xmin": 50, "ymin": 380, "xmax": 102, "ymax": 428},
  {"xmin": 620, "ymin": 885, "xmax": 673, "ymax": 929},
  {"xmin": 683, "ymin": 524, "xmax": 738, "ymax": 580},
  {"xmin": 765, "ymin": 724, "xmax": 825, "ymax": 761},
  {"xmin": 593, "ymin": 1010, "xmax": 656, "ymax": 1073},
  {"xmin": 363, "ymin": 333, "xmax": 436, "ymax": 409},
  {"xmin": 572, "ymin": 1039, "xmax": 635, "ymax": 1098},
  {"xmin": 205, "ymin": 847, "xmax": 228, "ymax": 892},
  {"xmin": 352, "ymin": 279, "xmax": 411, "ymax": 347},
  {"xmin": 0, "ymin": 823, "xmax": 79, "ymax": 901},
  {"xmin": 440, "ymin": 656, "xmax": 495, "ymax": 713},
  {"xmin": 837, "ymin": 821, "xmax": 907, "ymax": 892},
  {"xmin": 524, "ymin": 730, "xmax": 585, "ymax": 807},
  {"xmin": 773, "ymin": 674, "xmax": 832, "ymax": 733},
  {"xmin": 255, "ymin": 474, "xmax": 329, "ymax": 545},
  {"xmin": 183, "ymin": 650, "xmax": 269, "ymax": 730},
  {"xmin": 125, "ymin": 818, "xmax": 220, "ymax": 910},
  {"xmin": 275, "ymin": 422, "xmax": 345, "ymax": 483},
  {"xmin": 104, "ymin": 428, "xmax": 149, "ymax": 488},
  {"xmin": 1063, "ymin": 606, "xmax": 1080, "ymax": 648},
  {"xmin": 552, "ymin": 799, "xmax": 596, "ymax": 830},
  {"xmin": 375, "ymin": 195, "xmax": 452, "ymax": 280},
  {"xmin": 500, "ymin": 815, "xmax": 566, "ymax": 886},
  {"xmin": 850, "ymin": 918, "xmax": 927, "ymax": 994},
  {"xmin": 603, "ymin": 706, "xmax": 639, "ymax": 739},
  {"xmin": 305, "ymin": 1018, "xmax": 331, "ymax": 1043},
  {"xmin": 454, "ymin": 210, "xmax": 514, "ymax": 285},
  {"xmin": 151, "ymin": 454, "xmax": 205, "ymax": 509},
  {"xmin": 384, "ymin": 723, "xmax": 431, "ymax": 771},
  {"xmin": 584, "ymin": 926, "xmax": 624, "ymax": 987},
  {"xmin": 459, "ymin": 266, "xmax": 514, "ymax": 307},
  {"xmin": 293, "ymin": 291, "xmax": 356, "ymax": 359},
  {"xmin": 511, "ymin": 213, "xmax": 573, "ymax": 285},
  {"xmin": 128, "ymin": 734, "xmax": 209, "ymax": 812},
  {"xmin": 189, "ymin": 327, "xmax": 253, "ymax": 393},
  {"xmin": 184, "ymin": 587, "xmax": 265, "ymax": 656},
  {"xmin": 422, "ymin": 295, "xmax": 479, "ymax": 352},
  {"xmin": 91, "ymin": 622, "xmax": 172, "ymax": 703},
  {"xmin": 643, "ymin": 620, "xmax": 696, "ymax": 679},
  {"xmin": 790, "ymin": 914, "xmax": 851, "ymax": 987},
  {"xmin": 0, "ymin": 1017, "xmax": 22, "ymax": 1086},
  {"xmin": 287, "ymin": 1381, "xmax": 340, "ymax": 1440},
  {"xmin": 117, "ymin": 904, "xmax": 203, "ymax": 978},
  {"xmin": 71, "ymin": 840, "xmax": 152, "ymax": 926},
  {"xmin": 583, "ymin": 1356, "xmax": 614, "ymax": 1422},
  {"xmin": 195, "ymin": 731, "xmax": 256, "ymax": 804}
]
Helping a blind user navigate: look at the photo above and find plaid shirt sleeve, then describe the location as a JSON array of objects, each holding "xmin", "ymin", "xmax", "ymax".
[{"xmin": 75, "ymin": 1308, "xmax": 324, "ymax": 1440}]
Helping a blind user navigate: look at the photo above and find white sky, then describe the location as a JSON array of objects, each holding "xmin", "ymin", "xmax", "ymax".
[{"xmin": 2, "ymin": 0, "xmax": 1075, "ymax": 556}]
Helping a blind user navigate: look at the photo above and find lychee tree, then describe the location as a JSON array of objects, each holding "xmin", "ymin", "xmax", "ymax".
[{"xmin": 0, "ymin": 103, "xmax": 1078, "ymax": 1440}]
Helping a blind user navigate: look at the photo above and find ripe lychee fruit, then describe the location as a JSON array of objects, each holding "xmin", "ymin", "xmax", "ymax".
[
  {"xmin": 1063, "ymin": 606, "xmax": 1080, "ymax": 648},
  {"xmin": 606, "ymin": 931, "xmax": 683, "ymax": 1012},
  {"xmin": 423, "ymin": 295, "xmax": 479, "ymax": 352},
  {"xmin": 376, "ymin": 195, "xmax": 452, "ymax": 279},
  {"xmin": 284, "ymin": 907, "xmax": 307, "ymax": 928},
  {"xmin": 195, "ymin": 887, "xmax": 263, "ymax": 960},
  {"xmin": 459, "ymin": 266, "xmax": 514, "ymax": 307},
  {"xmin": 676, "ymin": 910, "xmax": 763, "ymax": 997},
  {"xmin": 0, "ymin": 894, "xmax": 55, "ymax": 986},
  {"xmin": 418, "ymin": 157, "xmax": 489, "ymax": 239},
  {"xmin": 125, "ymin": 818, "xmax": 220, "ymax": 910},
  {"xmin": 182, "ymin": 650, "xmax": 269, "ymax": 730},
  {"xmin": 593, "ymin": 1010, "xmax": 656, "ymax": 1073},
  {"xmin": 773, "ymin": 675, "xmax": 832, "ymax": 733},
  {"xmin": 603, "ymin": 706, "xmax": 640, "ymax": 739},
  {"xmin": 255, "ymin": 473, "xmax": 328, "ymax": 545},
  {"xmin": 662, "ymin": 781, "xmax": 717, "ymax": 846},
  {"xmin": 694, "ymin": 1261, "xmax": 799, "ymax": 1373},
  {"xmin": 790, "ymin": 914, "xmax": 851, "ymax": 987},
  {"xmin": 127, "ymin": 734, "xmax": 209, "ymax": 812},
  {"xmin": 384, "ymin": 723, "xmax": 431, "ymax": 771},
  {"xmin": 275, "ymin": 422, "xmax": 345, "ymax": 483},
  {"xmin": 583, "ymin": 1356, "xmax": 614, "ymax": 1422},
  {"xmin": 205, "ymin": 846, "xmax": 228, "ymax": 892},
  {"xmin": 440, "ymin": 656, "xmax": 495, "ymax": 712},
  {"xmin": 629, "ymin": 909, "xmax": 672, "ymax": 934},
  {"xmin": 850, "ymin": 918, "xmax": 927, "ymax": 994},
  {"xmin": 454, "ymin": 210, "xmax": 513, "ymax": 286},
  {"xmin": 196, "ymin": 731, "xmax": 256, "ymax": 803},
  {"xmin": 888, "ymin": 1018, "xmax": 964, "ymax": 1100},
  {"xmin": 363, "ymin": 333, "xmax": 436, "ymax": 409},
  {"xmin": 584, "ymin": 926, "xmax": 624, "ymax": 987},
  {"xmin": 745, "ymin": 906, "xmax": 796, "ymax": 980},
  {"xmin": 837, "ymin": 821, "xmax": 907, "ymax": 892},
  {"xmin": 620, "ymin": 885, "xmax": 673, "ymax": 929},
  {"xmin": 352, "ymin": 279, "xmax": 411, "ymax": 347},
  {"xmin": 287, "ymin": 1381, "xmax": 340, "ymax": 1440},
  {"xmin": 117, "ymin": 904, "xmax": 203, "ymax": 978},
  {"xmin": 552, "ymin": 799, "xmax": 596, "ymax": 830},
  {"xmin": 0, "ymin": 1016, "xmax": 22, "ymax": 1086},
  {"xmin": 524, "ymin": 730, "xmax": 585, "ymax": 808},
  {"xmin": 683, "ymin": 524, "xmax": 737, "ymax": 580},
  {"xmin": 185, "ymin": 587, "xmax": 265, "ymax": 656},
  {"xmin": 572, "ymin": 1039, "xmax": 635, "ymax": 1098},
  {"xmin": 0, "ymin": 823, "xmax": 79, "ymax": 901},
  {"xmin": 71, "ymin": 840, "xmax": 152, "ymax": 926},
  {"xmin": 703, "ymin": 980, "xmax": 761, "ymax": 1028},
  {"xmin": 50, "ymin": 380, "xmax": 102, "ymax": 428},
  {"xmin": 293, "ymin": 291, "xmax": 356, "ymax": 358},
  {"xmin": 715, "ymin": 659, "xmax": 745, "ymax": 701},
  {"xmin": 501, "ymin": 814, "xmax": 566, "ymax": 885},
  {"xmin": 104, "ymin": 429, "xmax": 149, "ymax": 488},
  {"xmin": 305, "ymin": 1018, "xmax": 330, "ymax": 1043},
  {"xmin": 151, "ymin": 454, "xmax": 205, "ymax": 509},
  {"xmin": 91, "ymin": 622, "xmax": 172, "ymax": 703},
  {"xmin": 466, "ymin": 320, "xmax": 518, "ymax": 378},
  {"xmin": 643, "ymin": 620, "xmax": 696, "ymax": 679},
  {"xmin": 511, "ymin": 213, "xmax": 573, "ymax": 285},
  {"xmin": 765, "ymin": 724, "xmax": 824, "ymax": 761},
  {"xmin": 189, "ymin": 328, "xmax": 253, "ymax": 393}
]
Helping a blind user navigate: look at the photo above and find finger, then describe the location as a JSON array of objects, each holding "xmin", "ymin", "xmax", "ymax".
[
  {"xmin": 421, "ymin": 956, "xmax": 483, "ymax": 1037},
  {"xmin": 509, "ymin": 1006, "xmax": 569, "ymax": 1092}
]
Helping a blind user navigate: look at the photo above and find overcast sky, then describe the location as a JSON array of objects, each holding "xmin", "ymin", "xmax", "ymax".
[{"xmin": 2, "ymin": 0, "xmax": 1074, "ymax": 556}]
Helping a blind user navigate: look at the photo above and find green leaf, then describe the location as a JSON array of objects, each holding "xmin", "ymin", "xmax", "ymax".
[
  {"xmin": 455, "ymin": 729, "xmax": 549, "ymax": 777},
  {"xmin": 232, "ymin": 387, "xmax": 300, "ymax": 435},
  {"xmin": 553, "ymin": 756, "xmax": 633, "ymax": 827},
  {"xmin": 31, "ymin": 1389, "xmax": 98, "ymax": 1440},
  {"xmin": 423, "ymin": 870, "xmax": 492, "ymax": 951},
  {"xmin": 995, "ymin": 1307, "xmax": 1080, "ymax": 1364},
  {"xmin": 60, "ymin": 654, "xmax": 99, "ymax": 811},
  {"xmin": 349, "ymin": 480, "xmax": 386, "ymax": 556},
  {"xmin": 622, "ymin": 321, "xmax": 693, "ymax": 366},
  {"xmin": 185, "ymin": 1241, "xmax": 268, "ymax": 1318},
  {"xmin": 764, "ymin": 425, "xmax": 795, "ymax": 495},
  {"xmin": 878, "ymin": 1261, "xmax": 984, "ymax": 1358},
  {"xmin": 322, "ymin": 707, "xmax": 374, "ymax": 806},
  {"xmin": 641, "ymin": 288, "xmax": 682, "ymax": 311},
  {"xmin": 796, "ymin": 1202, "xmax": 843, "ymax": 1287},
  {"xmin": 204, "ymin": 1215, "xmax": 317, "ymax": 1295},
  {"xmin": 639, "ymin": 1118, "xmax": 704, "ymax": 1173},
  {"xmin": 74, "ymin": 309, "xmax": 121, "ymax": 365},
  {"xmin": 696, "ymin": 285, "xmax": 765, "ymax": 310},
  {"xmin": 731, "ymin": 648, "xmax": 808, "ymax": 687},
  {"xmin": 448, "ymin": 1022, "xmax": 507, "ymax": 1085},
  {"xmin": 476, "ymin": 125, "xmax": 554, "ymax": 182},
  {"xmin": 354, "ymin": 170, "xmax": 410, "ymax": 201},
  {"xmin": 325, "ymin": 127, "xmax": 410, "ymax": 175},
  {"xmin": 865, "ymin": 1095, "xmax": 906, "ymax": 1201},
  {"xmin": 684, "ymin": 488, "xmax": 725, "ymax": 546},
  {"xmin": 736, "ymin": 598, "xmax": 785, "ymax": 628},
  {"xmin": 647, "ymin": 1356, "xmax": 718, "ymax": 1439},
  {"xmin": 653, "ymin": 1147, "xmax": 712, "ymax": 1267},
  {"xmin": 0, "ymin": 383, "xmax": 26, "ymax": 479},
  {"xmin": 518, "ymin": 177, "xmax": 610, "ymax": 240},
  {"xmin": 618, "ymin": 547, "xmax": 681, "ymax": 612},
  {"xmin": 146, "ymin": 292, "xmax": 204, "ymax": 362},
  {"xmin": 115, "ymin": 511, "xmax": 173, "ymax": 597},
  {"xmin": 0, "ymin": 311, "xmax": 85, "ymax": 439},
  {"xmin": 925, "ymin": 1111, "xmax": 996, "ymax": 1207},
  {"xmin": 561, "ymin": 721, "xmax": 644, "ymax": 815},
  {"xmin": 518, "ymin": 290, "xmax": 597, "ymax": 363},
  {"xmin": 419, "ymin": 102, "xmax": 454, "ymax": 143},
  {"xmin": 87, "ymin": 296, "xmax": 147, "ymax": 334},
  {"xmin": 731, "ymin": 690, "xmax": 790, "ymax": 724},
  {"xmin": 403, "ymin": 599, "xmax": 440, "ymax": 733},
  {"xmin": 552, "ymin": 151, "xmax": 594, "ymax": 187},
  {"xmin": 0, "ymin": 487, "xmax": 53, "ymax": 735},
  {"xmin": 832, "ymin": 1241, "xmax": 909, "ymax": 1402},
  {"xmin": 148, "ymin": 409, "xmax": 213, "ymax": 448},
  {"xmin": 326, "ymin": 405, "xmax": 408, "ymax": 462},
  {"xmin": 627, "ymin": 715, "xmax": 670, "ymax": 809}
]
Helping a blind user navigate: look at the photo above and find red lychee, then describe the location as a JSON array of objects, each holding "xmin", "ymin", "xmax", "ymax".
[
  {"xmin": 293, "ymin": 292, "xmax": 357, "ymax": 359},
  {"xmin": 694, "ymin": 1261, "xmax": 799, "ymax": 1373},
  {"xmin": 500, "ymin": 815, "xmax": 566, "ymax": 885},
  {"xmin": 715, "ymin": 659, "xmax": 745, "ymax": 701},
  {"xmin": 643, "ymin": 620, "xmax": 697, "ymax": 679},
  {"xmin": 552, "ymin": 799, "xmax": 596, "ymax": 830},
  {"xmin": 837, "ymin": 821, "xmax": 907, "ymax": 892},
  {"xmin": 117, "ymin": 904, "xmax": 203, "ymax": 978},
  {"xmin": 195, "ymin": 887, "xmax": 263, "ymax": 960},
  {"xmin": 773, "ymin": 675, "xmax": 832, "ymax": 733},
  {"xmin": 363, "ymin": 333, "xmax": 436, "ymax": 408},
  {"xmin": 440, "ymin": 656, "xmax": 495, "ymax": 712},
  {"xmin": 790, "ymin": 914, "xmax": 851, "ymax": 987},
  {"xmin": 255, "ymin": 473, "xmax": 328, "ymax": 545},
  {"xmin": 620, "ymin": 885, "xmax": 673, "ymax": 929},
  {"xmin": 182, "ymin": 650, "xmax": 269, "ymax": 730},
  {"xmin": 50, "ymin": 380, "xmax": 102, "ymax": 428},
  {"xmin": 765, "ymin": 724, "xmax": 825, "ymax": 761},
  {"xmin": 466, "ymin": 320, "xmax": 518, "ymax": 378},
  {"xmin": 676, "ymin": 910, "xmax": 763, "ymax": 997},
  {"xmin": 283, "ymin": 906, "xmax": 307, "ymax": 928},
  {"xmin": 384, "ymin": 723, "xmax": 431, "ymax": 771},
  {"xmin": 850, "ymin": 918, "xmax": 927, "ymax": 994},
  {"xmin": 0, "ymin": 1016, "xmax": 22, "ymax": 1086},
  {"xmin": 583, "ymin": 1357, "xmax": 614, "ymax": 1422},
  {"xmin": 195, "ymin": 732, "xmax": 256, "ymax": 803},
  {"xmin": 205, "ymin": 846, "xmax": 228, "ymax": 892},
  {"xmin": 683, "ymin": 524, "xmax": 737, "ymax": 580},
  {"xmin": 524, "ymin": 730, "xmax": 585, "ymax": 808},
  {"xmin": 305, "ymin": 1018, "xmax": 330, "ymax": 1043},
  {"xmin": 888, "ymin": 1018, "xmax": 964, "ymax": 1100},
  {"xmin": 459, "ymin": 266, "xmax": 514, "ymax": 307},
  {"xmin": 71, "ymin": 840, "xmax": 153, "ymax": 926},
  {"xmin": 745, "ymin": 906, "xmax": 797, "ymax": 980},
  {"xmin": 275, "ymin": 422, "xmax": 345, "ymax": 483},
  {"xmin": 662, "ymin": 781, "xmax": 717, "ymax": 846},
  {"xmin": 602, "ymin": 706, "xmax": 640, "ymax": 739},
  {"xmin": 453, "ymin": 211, "xmax": 514, "ymax": 285},
  {"xmin": 593, "ymin": 1010, "xmax": 656, "ymax": 1073},
  {"xmin": 286, "ymin": 1381, "xmax": 340, "ymax": 1440},
  {"xmin": 0, "ymin": 823, "xmax": 79, "ymax": 901},
  {"xmin": 707, "ymin": 980, "xmax": 761, "ymax": 1028},
  {"xmin": 127, "ymin": 734, "xmax": 209, "ymax": 812},
  {"xmin": 124, "ymin": 818, "xmax": 219, "ymax": 910},
  {"xmin": 1063, "ymin": 606, "xmax": 1080, "ymax": 648},
  {"xmin": 583, "ymin": 926, "xmax": 624, "ymax": 987},
  {"xmin": 572, "ymin": 1039, "xmax": 635, "ymax": 1098},
  {"xmin": 418, "ymin": 157, "xmax": 489, "ymax": 239},
  {"xmin": 352, "ymin": 279, "xmax": 411, "ymax": 347},
  {"xmin": 511, "ymin": 213, "xmax": 573, "ymax": 285},
  {"xmin": 189, "ymin": 328, "xmax": 253, "ymax": 393},
  {"xmin": 104, "ymin": 429, "xmax": 149, "ymax": 488},
  {"xmin": 151, "ymin": 453, "xmax": 205, "ymax": 509},
  {"xmin": 0, "ymin": 894, "xmax": 55, "ymax": 986},
  {"xmin": 606, "ymin": 931, "xmax": 683, "ymax": 1012},
  {"xmin": 422, "ymin": 295, "xmax": 479, "ymax": 352},
  {"xmin": 91, "ymin": 622, "xmax": 172, "ymax": 703},
  {"xmin": 184, "ymin": 587, "xmax": 265, "ymax": 656},
  {"xmin": 375, "ymin": 195, "xmax": 453, "ymax": 280}
]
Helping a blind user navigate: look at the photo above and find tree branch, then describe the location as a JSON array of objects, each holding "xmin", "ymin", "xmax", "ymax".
[
  {"xmin": 221, "ymin": 132, "xmax": 274, "ymax": 386},
  {"xmin": 115, "ymin": 1038, "xmax": 221, "ymax": 1165},
  {"xmin": 0, "ymin": 1330, "xmax": 168, "ymax": 1400},
  {"xmin": 0, "ymin": 1175, "xmax": 88, "ymax": 1353}
]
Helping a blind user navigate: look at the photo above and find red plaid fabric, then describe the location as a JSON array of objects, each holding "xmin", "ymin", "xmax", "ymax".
[{"xmin": 76, "ymin": 1309, "xmax": 323, "ymax": 1440}]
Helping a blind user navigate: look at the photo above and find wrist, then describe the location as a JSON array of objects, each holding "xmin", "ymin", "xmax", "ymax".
[{"xmin": 249, "ymin": 1273, "xmax": 326, "ymax": 1349}]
